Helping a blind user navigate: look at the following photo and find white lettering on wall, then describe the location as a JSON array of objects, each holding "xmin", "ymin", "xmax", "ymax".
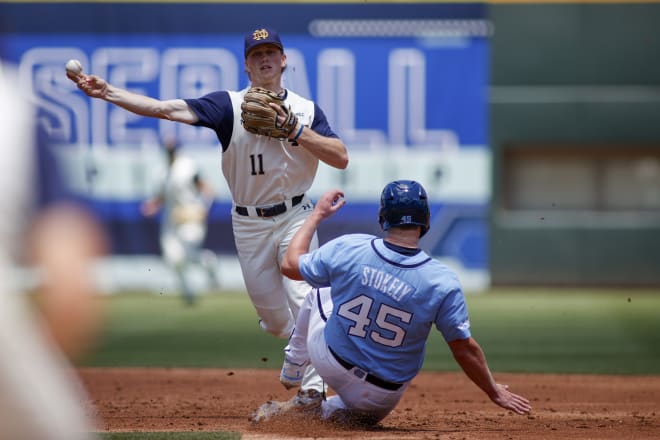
[
  {"xmin": 282, "ymin": 49, "xmax": 312, "ymax": 100},
  {"xmin": 160, "ymin": 48, "xmax": 238, "ymax": 145},
  {"xmin": 19, "ymin": 48, "xmax": 90, "ymax": 143},
  {"xmin": 19, "ymin": 46, "xmax": 460, "ymax": 149},
  {"xmin": 388, "ymin": 49, "xmax": 459, "ymax": 151},
  {"xmin": 91, "ymin": 48, "xmax": 160, "ymax": 146},
  {"xmin": 317, "ymin": 49, "xmax": 387, "ymax": 148}
]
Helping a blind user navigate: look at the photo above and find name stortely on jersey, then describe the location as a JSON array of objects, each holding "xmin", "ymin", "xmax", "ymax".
[
  {"xmin": 361, "ymin": 265, "xmax": 415, "ymax": 302},
  {"xmin": 298, "ymin": 234, "xmax": 471, "ymax": 384}
]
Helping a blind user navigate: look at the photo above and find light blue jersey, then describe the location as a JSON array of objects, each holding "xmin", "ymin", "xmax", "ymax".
[{"xmin": 298, "ymin": 234, "xmax": 471, "ymax": 383}]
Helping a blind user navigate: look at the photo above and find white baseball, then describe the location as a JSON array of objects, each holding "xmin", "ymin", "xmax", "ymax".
[{"xmin": 65, "ymin": 59, "xmax": 83, "ymax": 75}]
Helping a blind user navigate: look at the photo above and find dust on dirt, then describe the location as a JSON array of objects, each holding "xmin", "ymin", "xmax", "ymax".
[{"xmin": 80, "ymin": 368, "xmax": 660, "ymax": 439}]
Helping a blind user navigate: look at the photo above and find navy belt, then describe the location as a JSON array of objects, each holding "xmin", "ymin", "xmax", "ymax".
[
  {"xmin": 235, "ymin": 194, "xmax": 304, "ymax": 217},
  {"xmin": 328, "ymin": 346, "xmax": 403, "ymax": 391}
]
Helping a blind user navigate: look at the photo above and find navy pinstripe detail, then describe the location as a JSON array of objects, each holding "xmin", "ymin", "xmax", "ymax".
[{"xmin": 316, "ymin": 288, "xmax": 328, "ymax": 322}]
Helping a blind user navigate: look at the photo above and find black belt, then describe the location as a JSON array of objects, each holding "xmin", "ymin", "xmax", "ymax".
[
  {"xmin": 328, "ymin": 346, "xmax": 403, "ymax": 391},
  {"xmin": 235, "ymin": 194, "xmax": 304, "ymax": 218}
]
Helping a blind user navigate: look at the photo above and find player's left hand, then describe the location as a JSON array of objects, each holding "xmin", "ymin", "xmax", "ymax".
[
  {"xmin": 314, "ymin": 189, "xmax": 345, "ymax": 220},
  {"xmin": 240, "ymin": 87, "xmax": 297, "ymax": 139},
  {"xmin": 490, "ymin": 383, "xmax": 532, "ymax": 415},
  {"xmin": 271, "ymin": 103, "xmax": 303, "ymax": 141}
]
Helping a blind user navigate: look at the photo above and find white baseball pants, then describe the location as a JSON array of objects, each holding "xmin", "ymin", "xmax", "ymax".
[{"xmin": 286, "ymin": 287, "xmax": 409, "ymax": 423}]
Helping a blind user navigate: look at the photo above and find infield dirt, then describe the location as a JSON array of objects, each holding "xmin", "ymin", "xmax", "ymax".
[{"xmin": 80, "ymin": 368, "xmax": 659, "ymax": 439}]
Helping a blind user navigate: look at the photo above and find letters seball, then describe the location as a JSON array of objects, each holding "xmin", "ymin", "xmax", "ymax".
[{"xmin": 65, "ymin": 59, "xmax": 83, "ymax": 75}]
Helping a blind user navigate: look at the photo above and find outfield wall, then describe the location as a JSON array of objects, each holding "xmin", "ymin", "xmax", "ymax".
[
  {"xmin": 489, "ymin": 3, "xmax": 660, "ymax": 286},
  {"xmin": 0, "ymin": 2, "xmax": 492, "ymax": 290},
  {"xmin": 2, "ymin": 2, "xmax": 659, "ymax": 288}
]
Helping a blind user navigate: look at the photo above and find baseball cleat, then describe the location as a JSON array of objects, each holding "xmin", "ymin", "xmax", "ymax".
[
  {"xmin": 292, "ymin": 388, "xmax": 324, "ymax": 409},
  {"xmin": 279, "ymin": 357, "xmax": 309, "ymax": 389}
]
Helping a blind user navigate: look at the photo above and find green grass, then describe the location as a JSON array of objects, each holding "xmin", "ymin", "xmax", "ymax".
[
  {"xmin": 426, "ymin": 288, "xmax": 660, "ymax": 374},
  {"xmin": 83, "ymin": 293, "xmax": 284, "ymax": 369},
  {"xmin": 81, "ymin": 288, "xmax": 660, "ymax": 375}
]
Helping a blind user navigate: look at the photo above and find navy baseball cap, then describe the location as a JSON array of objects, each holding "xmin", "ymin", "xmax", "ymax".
[{"xmin": 244, "ymin": 27, "xmax": 283, "ymax": 57}]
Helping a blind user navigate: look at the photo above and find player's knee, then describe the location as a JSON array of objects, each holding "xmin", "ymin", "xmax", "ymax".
[
  {"xmin": 259, "ymin": 317, "xmax": 294, "ymax": 339},
  {"xmin": 169, "ymin": 258, "xmax": 185, "ymax": 270},
  {"xmin": 164, "ymin": 251, "xmax": 184, "ymax": 267}
]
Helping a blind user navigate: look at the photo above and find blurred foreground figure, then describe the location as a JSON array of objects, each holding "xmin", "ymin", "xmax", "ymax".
[
  {"xmin": 141, "ymin": 138, "xmax": 220, "ymax": 305},
  {"xmin": 0, "ymin": 61, "xmax": 108, "ymax": 440}
]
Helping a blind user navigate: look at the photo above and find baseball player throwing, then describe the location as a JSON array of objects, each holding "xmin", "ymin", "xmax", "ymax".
[
  {"xmin": 140, "ymin": 138, "xmax": 220, "ymax": 305},
  {"xmin": 67, "ymin": 26, "xmax": 348, "ymax": 402},
  {"xmin": 251, "ymin": 180, "xmax": 531, "ymax": 424}
]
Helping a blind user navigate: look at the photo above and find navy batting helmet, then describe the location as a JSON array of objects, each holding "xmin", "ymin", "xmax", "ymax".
[{"xmin": 378, "ymin": 180, "xmax": 430, "ymax": 237}]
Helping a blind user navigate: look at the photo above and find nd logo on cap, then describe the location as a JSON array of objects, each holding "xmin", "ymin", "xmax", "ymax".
[
  {"xmin": 244, "ymin": 27, "xmax": 283, "ymax": 57},
  {"xmin": 252, "ymin": 29, "xmax": 269, "ymax": 41}
]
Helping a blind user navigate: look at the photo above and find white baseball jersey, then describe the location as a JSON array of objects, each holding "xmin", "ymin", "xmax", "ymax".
[
  {"xmin": 185, "ymin": 87, "xmax": 336, "ymax": 207},
  {"xmin": 224, "ymin": 88, "xmax": 318, "ymax": 207},
  {"xmin": 154, "ymin": 154, "xmax": 210, "ymax": 267},
  {"xmin": 158, "ymin": 155, "xmax": 208, "ymax": 229},
  {"xmin": 184, "ymin": 87, "xmax": 341, "ymax": 392}
]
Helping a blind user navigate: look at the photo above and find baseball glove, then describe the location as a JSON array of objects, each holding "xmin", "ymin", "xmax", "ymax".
[{"xmin": 241, "ymin": 87, "xmax": 298, "ymax": 139}]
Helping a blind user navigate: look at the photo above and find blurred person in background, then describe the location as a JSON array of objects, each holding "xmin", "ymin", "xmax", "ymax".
[
  {"xmin": 141, "ymin": 137, "xmax": 220, "ymax": 305},
  {"xmin": 0, "ymin": 59, "xmax": 108, "ymax": 440}
]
